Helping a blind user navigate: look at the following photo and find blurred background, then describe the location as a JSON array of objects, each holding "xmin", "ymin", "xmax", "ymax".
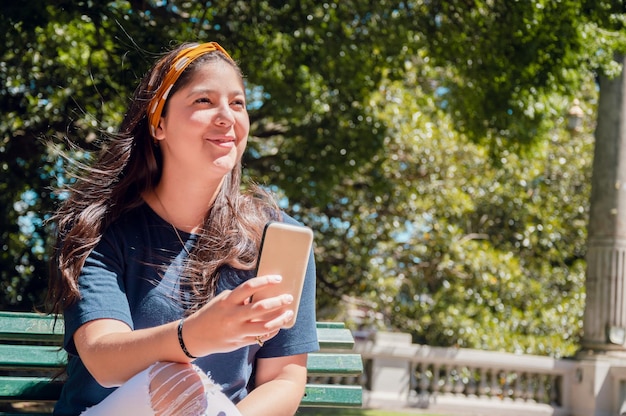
[{"xmin": 1, "ymin": 0, "xmax": 624, "ymax": 361}]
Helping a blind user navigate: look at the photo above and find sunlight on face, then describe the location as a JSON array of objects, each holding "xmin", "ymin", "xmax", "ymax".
[{"xmin": 155, "ymin": 60, "xmax": 249, "ymax": 184}]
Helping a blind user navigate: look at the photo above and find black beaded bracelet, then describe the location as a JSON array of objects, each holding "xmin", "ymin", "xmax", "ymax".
[{"xmin": 177, "ymin": 317, "xmax": 197, "ymax": 359}]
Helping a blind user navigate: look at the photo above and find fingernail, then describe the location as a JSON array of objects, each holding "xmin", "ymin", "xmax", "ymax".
[
  {"xmin": 270, "ymin": 275, "xmax": 282, "ymax": 282},
  {"xmin": 284, "ymin": 294, "xmax": 294, "ymax": 303},
  {"xmin": 285, "ymin": 310, "xmax": 294, "ymax": 319}
]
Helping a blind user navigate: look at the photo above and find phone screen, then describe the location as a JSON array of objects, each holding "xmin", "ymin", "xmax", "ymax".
[{"xmin": 254, "ymin": 221, "xmax": 314, "ymax": 328}]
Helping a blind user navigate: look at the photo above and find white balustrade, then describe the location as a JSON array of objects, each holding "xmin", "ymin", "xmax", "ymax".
[
  {"xmin": 352, "ymin": 332, "xmax": 579, "ymax": 415},
  {"xmin": 306, "ymin": 329, "xmax": 626, "ymax": 415}
]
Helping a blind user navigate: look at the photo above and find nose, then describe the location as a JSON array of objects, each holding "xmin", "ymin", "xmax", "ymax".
[{"xmin": 214, "ymin": 102, "xmax": 235, "ymax": 127}]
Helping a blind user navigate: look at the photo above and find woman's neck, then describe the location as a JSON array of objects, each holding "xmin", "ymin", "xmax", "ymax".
[{"xmin": 145, "ymin": 177, "xmax": 224, "ymax": 233}]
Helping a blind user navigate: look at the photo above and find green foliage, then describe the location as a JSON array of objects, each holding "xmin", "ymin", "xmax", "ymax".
[
  {"xmin": 236, "ymin": 1, "xmax": 413, "ymax": 206},
  {"xmin": 0, "ymin": 0, "xmax": 619, "ymax": 359},
  {"xmin": 0, "ymin": 0, "xmax": 169, "ymax": 309},
  {"xmin": 0, "ymin": 1, "xmax": 410, "ymax": 310},
  {"xmin": 347, "ymin": 66, "xmax": 595, "ymax": 357},
  {"xmin": 410, "ymin": 0, "xmax": 625, "ymax": 146}
]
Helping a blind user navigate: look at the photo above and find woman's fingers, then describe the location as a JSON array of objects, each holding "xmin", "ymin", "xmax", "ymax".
[
  {"xmin": 250, "ymin": 293, "xmax": 293, "ymax": 312},
  {"xmin": 251, "ymin": 328, "xmax": 281, "ymax": 346},
  {"xmin": 245, "ymin": 294, "xmax": 294, "ymax": 334},
  {"xmin": 192, "ymin": 275, "xmax": 295, "ymax": 352},
  {"xmin": 264, "ymin": 308, "xmax": 294, "ymax": 329},
  {"xmin": 231, "ymin": 274, "xmax": 283, "ymax": 305}
]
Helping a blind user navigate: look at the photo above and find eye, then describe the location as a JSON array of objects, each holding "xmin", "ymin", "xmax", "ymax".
[
  {"xmin": 231, "ymin": 98, "xmax": 246, "ymax": 108},
  {"xmin": 195, "ymin": 97, "xmax": 212, "ymax": 104}
]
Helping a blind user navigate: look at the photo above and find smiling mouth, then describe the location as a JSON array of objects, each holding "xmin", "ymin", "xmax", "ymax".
[{"xmin": 207, "ymin": 137, "xmax": 236, "ymax": 147}]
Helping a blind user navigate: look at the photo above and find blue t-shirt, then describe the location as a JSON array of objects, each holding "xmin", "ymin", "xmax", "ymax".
[{"xmin": 53, "ymin": 203, "xmax": 319, "ymax": 416}]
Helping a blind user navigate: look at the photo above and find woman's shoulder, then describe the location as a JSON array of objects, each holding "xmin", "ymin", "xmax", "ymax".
[{"xmin": 279, "ymin": 211, "xmax": 305, "ymax": 226}]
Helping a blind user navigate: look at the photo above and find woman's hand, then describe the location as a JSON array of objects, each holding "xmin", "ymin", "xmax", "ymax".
[
  {"xmin": 182, "ymin": 274, "xmax": 294, "ymax": 356},
  {"xmin": 73, "ymin": 274, "xmax": 293, "ymax": 387}
]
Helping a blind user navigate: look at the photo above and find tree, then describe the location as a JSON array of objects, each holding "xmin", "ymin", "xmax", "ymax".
[
  {"xmin": 410, "ymin": 0, "xmax": 624, "ymax": 147},
  {"xmin": 0, "ymin": 0, "xmax": 172, "ymax": 308},
  {"xmin": 394, "ymin": 0, "xmax": 626, "ymax": 355},
  {"xmin": 354, "ymin": 64, "xmax": 595, "ymax": 356},
  {"xmin": 3, "ymin": 0, "xmax": 621, "ymax": 358},
  {"xmin": 0, "ymin": 0, "xmax": 411, "ymax": 309}
]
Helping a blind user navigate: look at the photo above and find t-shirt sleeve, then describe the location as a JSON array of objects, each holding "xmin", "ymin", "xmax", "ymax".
[
  {"xmin": 255, "ymin": 215, "xmax": 320, "ymax": 358},
  {"xmin": 62, "ymin": 229, "xmax": 133, "ymax": 356}
]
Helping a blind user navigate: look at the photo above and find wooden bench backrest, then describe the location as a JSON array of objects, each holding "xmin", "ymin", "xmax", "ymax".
[{"xmin": 0, "ymin": 312, "xmax": 362, "ymax": 411}]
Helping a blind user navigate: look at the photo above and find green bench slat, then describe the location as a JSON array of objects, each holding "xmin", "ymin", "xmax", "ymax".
[
  {"xmin": 0, "ymin": 313, "xmax": 353, "ymax": 350},
  {"xmin": 0, "ymin": 377, "xmax": 63, "ymax": 400},
  {"xmin": 301, "ymin": 384, "xmax": 363, "ymax": 407},
  {"xmin": 0, "ymin": 349, "xmax": 361, "ymax": 376},
  {"xmin": 0, "ymin": 347, "xmax": 361, "ymax": 376},
  {"xmin": 0, "ymin": 312, "xmax": 363, "ymax": 410},
  {"xmin": 306, "ymin": 353, "xmax": 363, "ymax": 375},
  {"xmin": 315, "ymin": 327, "xmax": 355, "ymax": 350},
  {"xmin": 0, "ymin": 413, "xmax": 52, "ymax": 416},
  {"xmin": 314, "ymin": 322, "xmax": 345, "ymax": 329},
  {"xmin": 0, "ymin": 378, "xmax": 362, "ymax": 408},
  {"xmin": 0, "ymin": 412, "xmax": 52, "ymax": 416},
  {"xmin": 0, "ymin": 382, "xmax": 363, "ymax": 410},
  {"xmin": 0, "ymin": 312, "xmax": 62, "ymax": 343},
  {"xmin": 0, "ymin": 345, "xmax": 66, "ymax": 368}
]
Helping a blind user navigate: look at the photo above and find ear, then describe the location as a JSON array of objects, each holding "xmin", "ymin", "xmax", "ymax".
[{"xmin": 154, "ymin": 117, "xmax": 166, "ymax": 141}]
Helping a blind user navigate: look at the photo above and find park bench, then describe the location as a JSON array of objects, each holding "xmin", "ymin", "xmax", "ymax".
[{"xmin": 0, "ymin": 311, "xmax": 363, "ymax": 414}]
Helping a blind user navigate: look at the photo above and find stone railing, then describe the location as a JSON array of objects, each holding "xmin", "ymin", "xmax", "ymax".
[{"xmin": 336, "ymin": 332, "xmax": 626, "ymax": 416}]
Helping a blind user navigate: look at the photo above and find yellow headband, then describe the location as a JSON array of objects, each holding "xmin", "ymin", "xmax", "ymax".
[{"xmin": 147, "ymin": 42, "xmax": 233, "ymax": 138}]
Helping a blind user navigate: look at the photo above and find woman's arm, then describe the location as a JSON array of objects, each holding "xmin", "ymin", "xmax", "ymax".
[
  {"xmin": 73, "ymin": 275, "xmax": 294, "ymax": 387},
  {"xmin": 74, "ymin": 318, "xmax": 185, "ymax": 387},
  {"xmin": 237, "ymin": 354, "xmax": 308, "ymax": 416}
]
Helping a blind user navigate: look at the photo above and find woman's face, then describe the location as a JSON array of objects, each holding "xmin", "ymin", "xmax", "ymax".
[{"xmin": 154, "ymin": 59, "xmax": 249, "ymax": 182}]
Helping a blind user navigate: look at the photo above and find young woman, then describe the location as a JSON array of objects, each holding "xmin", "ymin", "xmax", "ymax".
[{"xmin": 47, "ymin": 42, "xmax": 319, "ymax": 415}]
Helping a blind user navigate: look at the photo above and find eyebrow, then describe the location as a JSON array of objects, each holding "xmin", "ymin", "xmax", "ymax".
[{"xmin": 185, "ymin": 88, "xmax": 245, "ymax": 98}]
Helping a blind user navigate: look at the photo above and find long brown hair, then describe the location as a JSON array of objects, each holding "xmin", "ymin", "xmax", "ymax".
[{"xmin": 47, "ymin": 42, "xmax": 278, "ymax": 315}]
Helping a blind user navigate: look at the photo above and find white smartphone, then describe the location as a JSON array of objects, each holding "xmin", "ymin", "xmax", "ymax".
[{"xmin": 254, "ymin": 221, "xmax": 314, "ymax": 328}]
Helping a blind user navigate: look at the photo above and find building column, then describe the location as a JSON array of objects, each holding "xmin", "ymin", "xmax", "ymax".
[{"xmin": 582, "ymin": 54, "xmax": 626, "ymax": 353}]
